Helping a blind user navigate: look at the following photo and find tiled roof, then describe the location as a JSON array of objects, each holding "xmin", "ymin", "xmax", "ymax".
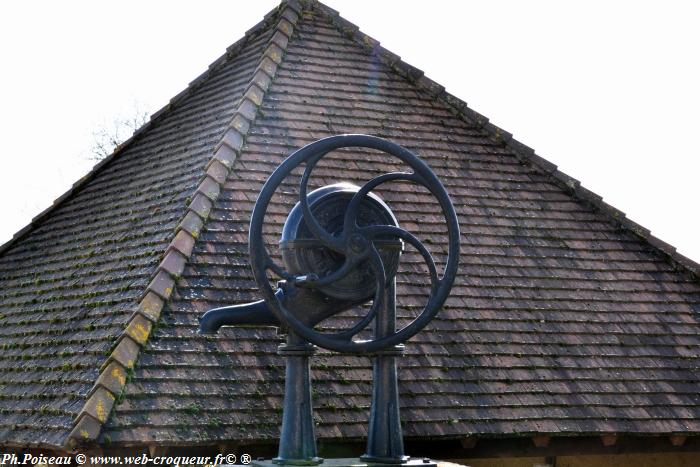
[
  {"xmin": 0, "ymin": 3, "xmax": 279, "ymax": 449},
  {"xmin": 2, "ymin": 0, "xmax": 700, "ymax": 452}
]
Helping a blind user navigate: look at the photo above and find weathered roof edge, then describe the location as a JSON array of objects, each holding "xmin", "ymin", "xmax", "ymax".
[
  {"xmin": 309, "ymin": 0, "xmax": 700, "ymax": 281},
  {"xmin": 0, "ymin": 6, "xmax": 280, "ymax": 258},
  {"xmin": 61, "ymin": 0, "xmax": 303, "ymax": 451}
]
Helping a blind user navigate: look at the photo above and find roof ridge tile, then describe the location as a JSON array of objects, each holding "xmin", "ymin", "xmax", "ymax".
[
  {"xmin": 61, "ymin": 0, "xmax": 303, "ymax": 451},
  {"xmin": 309, "ymin": 0, "xmax": 700, "ymax": 279}
]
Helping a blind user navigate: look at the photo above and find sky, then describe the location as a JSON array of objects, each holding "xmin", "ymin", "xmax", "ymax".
[{"xmin": 0, "ymin": 1, "xmax": 698, "ymax": 263}]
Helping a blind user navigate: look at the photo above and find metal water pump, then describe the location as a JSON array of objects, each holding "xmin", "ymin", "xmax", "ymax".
[{"xmin": 200, "ymin": 135, "xmax": 460, "ymax": 466}]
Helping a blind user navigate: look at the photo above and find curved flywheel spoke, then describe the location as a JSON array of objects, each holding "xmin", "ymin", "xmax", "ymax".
[
  {"xmin": 325, "ymin": 245, "xmax": 387, "ymax": 340},
  {"xmin": 361, "ymin": 224, "xmax": 439, "ymax": 295},
  {"xmin": 343, "ymin": 172, "xmax": 421, "ymax": 232},
  {"xmin": 295, "ymin": 255, "xmax": 357, "ymax": 289},
  {"xmin": 299, "ymin": 154, "xmax": 345, "ymax": 252},
  {"xmin": 263, "ymin": 252, "xmax": 294, "ymax": 281}
]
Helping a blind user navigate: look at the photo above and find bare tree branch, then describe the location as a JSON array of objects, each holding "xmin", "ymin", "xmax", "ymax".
[{"xmin": 89, "ymin": 102, "xmax": 149, "ymax": 161}]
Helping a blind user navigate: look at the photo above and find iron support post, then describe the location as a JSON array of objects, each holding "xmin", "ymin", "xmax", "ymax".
[
  {"xmin": 361, "ymin": 280, "xmax": 409, "ymax": 464},
  {"xmin": 274, "ymin": 331, "xmax": 322, "ymax": 465}
]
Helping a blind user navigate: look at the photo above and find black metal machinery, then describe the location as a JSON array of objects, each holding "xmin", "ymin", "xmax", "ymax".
[{"xmin": 200, "ymin": 134, "xmax": 460, "ymax": 466}]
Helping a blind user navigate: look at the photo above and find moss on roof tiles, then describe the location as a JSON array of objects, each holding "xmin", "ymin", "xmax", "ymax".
[
  {"xmin": 0, "ymin": 2, "xmax": 278, "ymax": 450},
  {"xmin": 98, "ymin": 1, "xmax": 700, "ymax": 447},
  {"xmin": 4, "ymin": 0, "xmax": 700, "ymax": 452}
]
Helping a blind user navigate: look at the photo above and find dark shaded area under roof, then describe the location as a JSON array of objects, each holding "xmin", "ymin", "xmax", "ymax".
[{"xmin": 1, "ymin": 0, "xmax": 700, "ymax": 452}]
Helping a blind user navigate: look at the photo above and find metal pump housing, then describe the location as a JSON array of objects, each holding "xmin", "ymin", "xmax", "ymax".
[{"xmin": 198, "ymin": 183, "xmax": 401, "ymax": 334}]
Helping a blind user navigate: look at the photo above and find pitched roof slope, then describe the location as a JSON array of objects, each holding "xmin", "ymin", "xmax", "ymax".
[
  {"xmin": 102, "ymin": 0, "xmax": 700, "ymax": 448},
  {"xmin": 0, "ymin": 12, "xmax": 275, "ymax": 448}
]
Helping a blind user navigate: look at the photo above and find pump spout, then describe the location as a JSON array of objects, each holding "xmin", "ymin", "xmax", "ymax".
[
  {"xmin": 199, "ymin": 281, "xmax": 367, "ymax": 335},
  {"xmin": 198, "ymin": 289, "xmax": 283, "ymax": 334}
]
